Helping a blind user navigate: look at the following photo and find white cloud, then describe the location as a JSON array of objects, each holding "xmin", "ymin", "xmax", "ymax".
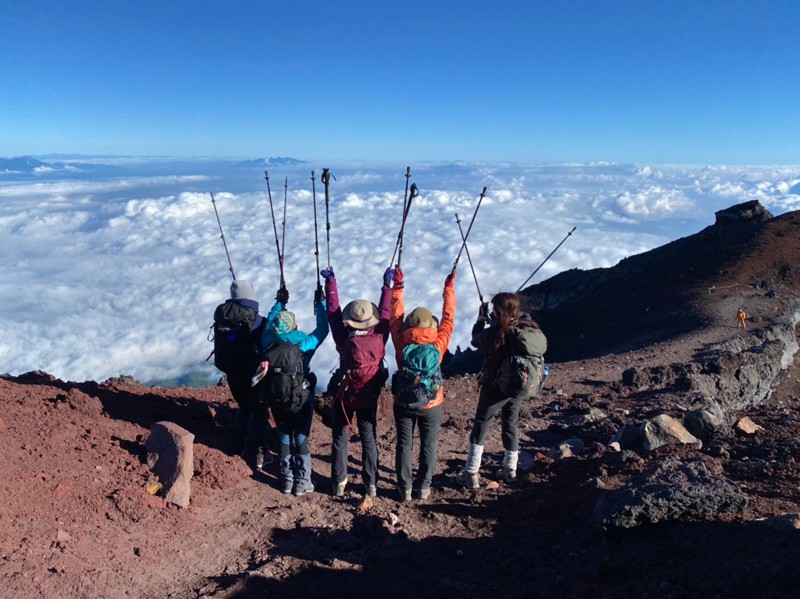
[
  {"xmin": 615, "ymin": 187, "xmax": 694, "ymax": 217},
  {"xmin": 0, "ymin": 161, "xmax": 798, "ymax": 385}
]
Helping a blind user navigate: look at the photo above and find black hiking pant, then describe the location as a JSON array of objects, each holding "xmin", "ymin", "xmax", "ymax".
[
  {"xmin": 469, "ymin": 386, "xmax": 523, "ymax": 451},
  {"xmin": 331, "ymin": 401, "xmax": 378, "ymax": 488},
  {"xmin": 228, "ymin": 373, "xmax": 269, "ymax": 457}
]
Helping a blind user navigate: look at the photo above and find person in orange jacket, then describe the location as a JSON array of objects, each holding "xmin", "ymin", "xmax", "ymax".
[
  {"xmin": 736, "ymin": 308, "xmax": 747, "ymax": 329},
  {"xmin": 389, "ymin": 265, "xmax": 456, "ymax": 501}
]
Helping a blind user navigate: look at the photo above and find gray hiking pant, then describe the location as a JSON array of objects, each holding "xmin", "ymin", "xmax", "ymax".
[
  {"xmin": 393, "ymin": 402, "xmax": 443, "ymax": 491},
  {"xmin": 331, "ymin": 402, "xmax": 378, "ymax": 487}
]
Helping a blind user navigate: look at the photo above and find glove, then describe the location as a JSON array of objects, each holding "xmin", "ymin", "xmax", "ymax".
[
  {"xmin": 383, "ymin": 267, "xmax": 394, "ymax": 288},
  {"xmin": 276, "ymin": 287, "xmax": 289, "ymax": 304},
  {"xmin": 314, "ymin": 286, "xmax": 324, "ymax": 303},
  {"xmin": 320, "ymin": 267, "xmax": 335, "ymax": 281},
  {"xmin": 393, "ymin": 265, "xmax": 404, "ymax": 288},
  {"xmin": 445, "ymin": 269, "xmax": 456, "ymax": 289},
  {"xmin": 478, "ymin": 302, "xmax": 489, "ymax": 321}
]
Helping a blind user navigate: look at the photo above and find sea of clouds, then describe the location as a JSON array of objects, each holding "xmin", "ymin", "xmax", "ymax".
[{"xmin": 1, "ymin": 159, "xmax": 799, "ymax": 387}]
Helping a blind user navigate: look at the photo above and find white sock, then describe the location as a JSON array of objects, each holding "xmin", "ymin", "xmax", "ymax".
[
  {"xmin": 504, "ymin": 450, "xmax": 519, "ymax": 473},
  {"xmin": 465, "ymin": 444, "xmax": 484, "ymax": 474}
]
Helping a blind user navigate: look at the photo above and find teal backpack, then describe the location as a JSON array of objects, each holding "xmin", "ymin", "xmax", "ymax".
[{"xmin": 392, "ymin": 343, "xmax": 443, "ymax": 409}]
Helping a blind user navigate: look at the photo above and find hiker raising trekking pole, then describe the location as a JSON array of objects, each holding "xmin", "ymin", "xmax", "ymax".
[
  {"xmin": 457, "ymin": 293, "xmax": 547, "ymax": 490},
  {"xmin": 322, "ymin": 263, "xmax": 393, "ymax": 498},
  {"xmin": 258, "ymin": 277, "xmax": 329, "ymax": 497},
  {"xmin": 516, "ymin": 227, "xmax": 576, "ymax": 292},
  {"xmin": 264, "ymin": 171, "xmax": 286, "ymax": 290},
  {"xmin": 209, "ymin": 192, "xmax": 236, "ymax": 281},
  {"xmin": 210, "ymin": 279, "xmax": 271, "ymax": 469},
  {"xmin": 389, "ymin": 264, "xmax": 457, "ymax": 502}
]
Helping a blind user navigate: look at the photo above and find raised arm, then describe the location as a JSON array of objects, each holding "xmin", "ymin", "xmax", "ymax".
[
  {"xmin": 374, "ymin": 267, "xmax": 393, "ymax": 341},
  {"xmin": 389, "ymin": 267, "xmax": 406, "ymax": 369},
  {"xmin": 433, "ymin": 271, "xmax": 457, "ymax": 358},
  {"xmin": 322, "ymin": 268, "xmax": 346, "ymax": 352}
]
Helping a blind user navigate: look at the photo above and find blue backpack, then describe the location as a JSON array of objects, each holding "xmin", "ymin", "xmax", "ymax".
[{"xmin": 392, "ymin": 343, "xmax": 443, "ymax": 409}]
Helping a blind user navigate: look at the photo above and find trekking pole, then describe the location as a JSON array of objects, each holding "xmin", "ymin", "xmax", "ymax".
[
  {"xmin": 516, "ymin": 226, "xmax": 577, "ymax": 292},
  {"xmin": 311, "ymin": 171, "xmax": 322, "ymax": 291},
  {"xmin": 451, "ymin": 186, "xmax": 487, "ymax": 275},
  {"xmin": 209, "ymin": 192, "xmax": 236, "ymax": 281},
  {"xmin": 321, "ymin": 168, "xmax": 335, "ymax": 269},
  {"xmin": 281, "ymin": 176, "xmax": 288, "ymax": 273},
  {"xmin": 264, "ymin": 171, "xmax": 286, "ymax": 290},
  {"xmin": 389, "ymin": 166, "xmax": 413, "ymax": 267},
  {"xmin": 455, "ymin": 212, "xmax": 484, "ymax": 303},
  {"xmin": 397, "ymin": 183, "xmax": 419, "ymax": 267}
]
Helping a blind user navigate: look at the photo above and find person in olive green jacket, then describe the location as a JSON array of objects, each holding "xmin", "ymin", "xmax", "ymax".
[{"xmin": 457, "ymin": 292, "xmax": 547, "ymax": 489}]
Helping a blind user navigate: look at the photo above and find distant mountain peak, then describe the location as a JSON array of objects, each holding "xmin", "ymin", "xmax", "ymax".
[
  {"xmin": 0, "ymin": 156, "xmax": 48, "ymax": 172},
  {"xmin": 234, "ymin": 156, "xmax": 307, "ymax": 168}
]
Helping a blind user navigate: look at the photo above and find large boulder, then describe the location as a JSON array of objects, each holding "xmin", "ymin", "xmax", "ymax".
[
  {"xmin": 714, "ymin": 200, "xmax": 773, "ymax": 225},
  {"xmin": 641, "ymin": 414, "xmax": 702, "ymax": 451},
  {"xmin": 146, "ymin": 421, "xmax": 195, "ymax": 508},
  {"xmin": 683, "ymin": 402, "xmax": 734, "ymax": 442},
  {"xmin": 593, "ymin": 458, "xmax": 748, "ymax": 530}
]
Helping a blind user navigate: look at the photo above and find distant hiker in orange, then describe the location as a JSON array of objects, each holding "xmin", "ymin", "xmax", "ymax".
[{"xmin": 736, "ymin": 308, "xmax": 747, "ymax": 329}]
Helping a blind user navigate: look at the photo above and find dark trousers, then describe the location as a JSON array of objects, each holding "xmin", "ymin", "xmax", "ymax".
[
  {"xmin": 228, "ymin": 374, "xmax": 269, "ymax": 456},
  {"xmin": 272, "ymin": 396, "xmax": 314, "ymax": 454},
  {"xmin": 393, "ymin": 402, "xmax": 443, "ymax": 491},
  {"xmin": 469, "ymin": 386, "xmax": 523, "ymax": 451},
  {"xmin": 331, "ymin": 401, "xmax": 378, "ymax": 486}
]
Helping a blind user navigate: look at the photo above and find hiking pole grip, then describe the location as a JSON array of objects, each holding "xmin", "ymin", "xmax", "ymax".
[{"xmin": 516, "ymin": 226, "xmax": 577, "ymax": 293}]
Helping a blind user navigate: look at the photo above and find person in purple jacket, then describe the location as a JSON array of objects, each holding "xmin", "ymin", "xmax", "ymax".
[{"xmin": 322, "ymin": 266, "xmax": 393, "ymax": 498}]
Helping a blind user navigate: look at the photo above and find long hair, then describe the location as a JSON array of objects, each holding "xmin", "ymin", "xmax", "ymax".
[{"xmin": 485, "ymin": 292, "xmax": 539, "ymax": 354}]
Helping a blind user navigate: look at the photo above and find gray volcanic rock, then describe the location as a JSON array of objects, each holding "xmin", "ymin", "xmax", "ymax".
[{"xmin": 594, "ymin": 458, "xmax": 748, "ymax": 530}]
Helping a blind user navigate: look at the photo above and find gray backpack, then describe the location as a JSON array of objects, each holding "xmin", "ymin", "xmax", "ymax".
[{"xmin": 495, "ymin": 326, "xmax": 547, "ymax": 399}]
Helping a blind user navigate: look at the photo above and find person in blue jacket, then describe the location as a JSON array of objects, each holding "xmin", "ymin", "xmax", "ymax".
[{"xmin": 261, "ymin": 287, "xmax": 329, "ymax": 496}]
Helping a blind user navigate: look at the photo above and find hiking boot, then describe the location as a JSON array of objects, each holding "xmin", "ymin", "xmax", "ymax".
[
  {"xmin": 255, "ymin": 449, "xmax": 273, "ymax": 471},
  {"xmin": 282, "ymin": 478, "xmax": 294, "ymax": 495},
  {"xmin": 418, "ymin": 487, "xmax": 431, "ymax": 501},
  {"xmin": 293, "ymin": 453, "xmax": 314, "ymax": 497},
  {"xmin": 398, "ymin": 487, "xmax": 412, "ymax": 502},
  {"xmin": 293, "ymin": 479, "xmax": 315, "ymax": 497},
  {"xmin": 333, "ymin": 479, "xmax": 348, "ymax": 497},
  {"xmin": 366, "ymin": 484, "xmax": 377, "ymax": 498},
  {"xmin": 496, "ymin": 466, "xmax": 517, "ymax": 483},
  {"xmin": 456, "ymin": 468, "xmax": 480, "ymax": 490}
]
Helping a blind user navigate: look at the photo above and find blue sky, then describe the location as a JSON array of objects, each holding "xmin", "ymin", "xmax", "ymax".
[{"xmin": 2, "ymin": 0, "xmax": 799, "ymax": 163}]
